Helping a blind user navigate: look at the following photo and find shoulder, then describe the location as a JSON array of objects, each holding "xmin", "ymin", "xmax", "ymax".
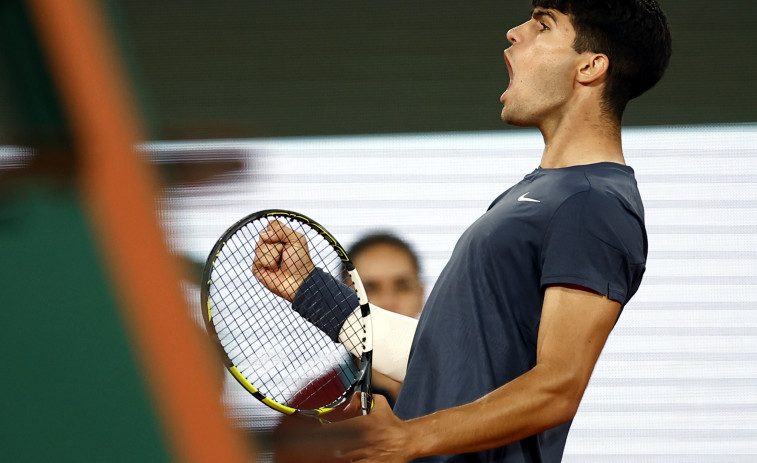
[
  {"xmin": 582, "ymin": 163, "xmax": 644, "ymax": 211},
  {"xmin": 549, "ymin": 163, "xmax": 643, "ymax": 217},
  {"xmin": 546, "ymin": 164, "xmax": 646, "ymax": 256}
]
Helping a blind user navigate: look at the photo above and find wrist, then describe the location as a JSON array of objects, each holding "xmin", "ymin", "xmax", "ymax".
[
  {"xmin": 291, "ymin": 268, "xmax": 358, "ymax": 342},
  {"xmin": 402, "ymin": 414, "xmax": 438, "ymax": 461}
]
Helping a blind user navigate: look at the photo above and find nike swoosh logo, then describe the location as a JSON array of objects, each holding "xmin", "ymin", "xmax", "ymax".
[{"xmin": 517, "ymin": 193, "xmax": 541, "ymax": 203}]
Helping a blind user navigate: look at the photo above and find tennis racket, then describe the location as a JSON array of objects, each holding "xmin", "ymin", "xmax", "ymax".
[{"xmin": 201, "ymin": 209, "xmax": 373, "ymax": 421}]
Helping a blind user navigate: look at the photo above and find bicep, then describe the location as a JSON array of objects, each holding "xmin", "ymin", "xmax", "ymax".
[{"xmin": 536, "ymin": 285, "xmax": 621, "ymax": 395}]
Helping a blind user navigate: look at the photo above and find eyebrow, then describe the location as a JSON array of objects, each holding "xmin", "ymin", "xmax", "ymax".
[{"xmin": 531, "ymin": 8, "xmax": 559, "ymax": 25}]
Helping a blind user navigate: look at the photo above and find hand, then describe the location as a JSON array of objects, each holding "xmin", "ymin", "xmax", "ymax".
[
  {"xmin": 252, "ymin": 220, "xmax": 315, "ymax": 301},
  {"xmin": 332, "ymin": 393, "xmax": 415, "ymax": 463}
]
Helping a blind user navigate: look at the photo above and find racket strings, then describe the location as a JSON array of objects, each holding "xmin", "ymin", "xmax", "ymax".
[
  {"xmin": 210, "ymin": 220, "xmax": 309, "ymax": 400},
  {"xmin": 207, "ymin": 216, "xmax": 365, "ymax": 410},
  {"xmin": 212, "ymin": 224, "xmax": 300, "ymax": 396},
  {"xmin": 339, "ymin": 313, "xmax": 367, "ymax": 355},
  {"xmin": 280, "ymin": 223, "xmax": 366, "ymax": 408},
  {"xmin": 287, "ymin": 260, "xmax": 366, "ymax": 409}
]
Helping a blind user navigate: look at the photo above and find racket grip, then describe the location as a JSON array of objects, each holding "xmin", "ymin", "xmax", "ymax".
[
  {"xmin": 360, "ymin": 391, "xmax": 372, "ymax": 415},
  {"xmin": 359, "ymin": 357, "xmax": 373, "ymax": 415}
]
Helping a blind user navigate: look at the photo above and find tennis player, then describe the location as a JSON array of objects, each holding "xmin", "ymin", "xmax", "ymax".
[{"xmin": 254, "ymin": 1, "xmax": 672, "ymax": 461}]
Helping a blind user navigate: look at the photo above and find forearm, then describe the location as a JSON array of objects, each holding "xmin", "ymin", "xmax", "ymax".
[
  {"xmin": 404, "ymin": 364, "xmax": 580, "ymax": 459},
  {"xmin": 404, "ymin": 286, "xmax": 617, "ymax": 458}
]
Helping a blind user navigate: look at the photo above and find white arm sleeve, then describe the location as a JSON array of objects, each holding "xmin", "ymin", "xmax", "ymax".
[{"xmin": 338, "ymin": 303, "xmax": 417, "ymax": 383}]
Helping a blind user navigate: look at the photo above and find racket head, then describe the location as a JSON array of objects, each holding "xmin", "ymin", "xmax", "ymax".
[{"xmin": 201, "ymin": 209, "xmax": 372, "ymax": 419}]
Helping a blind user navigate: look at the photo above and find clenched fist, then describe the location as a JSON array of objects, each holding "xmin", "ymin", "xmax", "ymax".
[{"xmin": 252, "ymin": 220, "xmax": 315, "ymax": 301}]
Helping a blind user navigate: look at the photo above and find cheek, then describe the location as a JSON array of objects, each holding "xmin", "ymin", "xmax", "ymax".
[
  {"xmin": 540, "ymin": 54, "xmax": 572, "ymax": 78},
  {"xmin": 526, "ymin": 60, "xmax": 575, "ymax": 102}
]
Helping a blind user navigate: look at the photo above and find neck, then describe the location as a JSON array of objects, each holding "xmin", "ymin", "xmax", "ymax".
[{"xmin": 537, "ymin": 100, "xmax": 625, "ymax": 169}]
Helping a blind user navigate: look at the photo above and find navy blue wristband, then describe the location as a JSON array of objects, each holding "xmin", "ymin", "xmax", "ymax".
[{"xmin": 292, "ymin": 268, "xmax": 359, "ymax": 342}]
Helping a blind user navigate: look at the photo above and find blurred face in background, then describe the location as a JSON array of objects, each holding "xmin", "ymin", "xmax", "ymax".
[{"xmin": 352, "ymin": 243, "xmax": 424, "ymax": 318}]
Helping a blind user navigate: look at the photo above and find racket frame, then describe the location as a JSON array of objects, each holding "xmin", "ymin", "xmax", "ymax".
[{"xmin": 201, "ymin": 209, "xmax": 374, "ymax": 419}]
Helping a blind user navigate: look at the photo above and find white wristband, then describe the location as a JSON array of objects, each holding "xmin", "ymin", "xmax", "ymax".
[{"xmin": 338, "ymin": 303, "xmax": 418, "ymax": 383}]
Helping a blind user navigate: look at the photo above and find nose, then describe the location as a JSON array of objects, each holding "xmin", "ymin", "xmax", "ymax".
[
  {"xmin": 507, "ymin": 20, "xmax": 529, "ymax": 45},
  {"xmin": 506, "ymin": 26, "xmax": 518, "ymax": 45}
]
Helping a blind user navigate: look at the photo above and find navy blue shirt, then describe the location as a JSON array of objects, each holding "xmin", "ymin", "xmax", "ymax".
[{"xmin": 394, "ymin": 163, "xmax": 647, "ymax": 462}]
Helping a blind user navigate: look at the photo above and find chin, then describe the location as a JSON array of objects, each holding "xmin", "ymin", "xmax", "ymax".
[{"xmin": 500, "ymin": 109, "xmax": 530, "ymax": 127}]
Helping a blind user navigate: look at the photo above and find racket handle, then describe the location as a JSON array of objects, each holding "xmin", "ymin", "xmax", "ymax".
[
  {"xmin": 360, "ymin": 391, "xmax": 372, "ymax": 415},
  {"xmin": 359, "ymin": 357, "xmax": 373, "ymax": 415}
]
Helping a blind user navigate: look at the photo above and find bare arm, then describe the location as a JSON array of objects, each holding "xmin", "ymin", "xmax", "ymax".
[{"xmin": 338, "ymin": 285, "xmax": 621, "ymax": 462}]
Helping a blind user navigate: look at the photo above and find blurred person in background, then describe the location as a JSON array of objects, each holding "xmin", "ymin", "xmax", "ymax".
[{"xmin": 348, "ymin": 232, "xmax": 425, "ymax": 405}]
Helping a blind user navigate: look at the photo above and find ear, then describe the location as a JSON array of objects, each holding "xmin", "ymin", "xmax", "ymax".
[{"xmin": 576, "ymin": 53, "xmax": 609, "ymax": 85}]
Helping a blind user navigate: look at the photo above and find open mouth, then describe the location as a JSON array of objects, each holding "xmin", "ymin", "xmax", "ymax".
[
  {"xmin": 501, "ymin": 52, "xmax": 514, "ymax": 103},
  {"xmin": 504, "ymin": 52, "xmax": 514, "ymax": 86}
]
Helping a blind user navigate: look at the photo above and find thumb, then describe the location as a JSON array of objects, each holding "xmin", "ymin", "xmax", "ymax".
[
  {"xmin": 371, "ymin": 393, "xmax": 391, "ymax": 411},
  {"xmin": 342, "ymin": 391, "xmax": 363, "ymax": 417},
  {"xmin": 367, "ymin": 393, "xmax": 396, "ymax": 418}
]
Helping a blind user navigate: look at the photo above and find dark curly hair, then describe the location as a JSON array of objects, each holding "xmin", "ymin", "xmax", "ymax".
[{"xmin": 532, "ymin": 0, "xmax": 672, "ymax": 120}]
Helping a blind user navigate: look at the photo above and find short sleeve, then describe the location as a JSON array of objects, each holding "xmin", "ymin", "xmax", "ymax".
[{"xmin": 540, "ymin": 189, "xmax": 647, "ymax": 306}]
